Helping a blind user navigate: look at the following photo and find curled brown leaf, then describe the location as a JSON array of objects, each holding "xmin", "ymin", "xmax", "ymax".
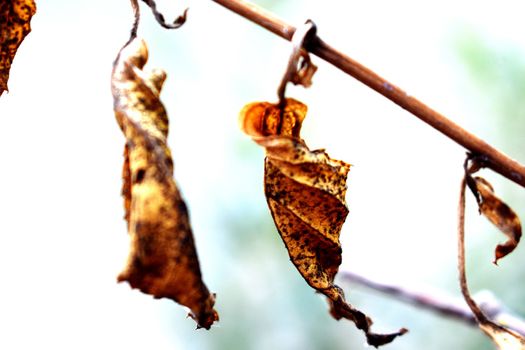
[
  {"xmin": 465, "ymin": 166, "xmax": 522, "ymax": 265},
  {"xmin": 0, "ymin": 0, "xmax": 36, "ymax": 96},
  {"xmin": 111, "ymin": 38, "xmax": 218, "ymax": 329},
  {"xmin": 473, "ymin": 176, "xmax": 522, "ymax": 264},
  {"xmin": 459, "ymin": 174, "xmax": 525, "ymax": 350},
  {"xmin": 240, "ymin": 98, "xmax": 407, "ymax": 347}
]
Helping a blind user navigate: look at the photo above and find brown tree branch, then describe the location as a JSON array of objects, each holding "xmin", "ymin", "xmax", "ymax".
[
  {"xmin": 340, "ymin": 270, "xmax": 525, "ymax": 337},
  {"xmin": 210, "ymin": 0, "xmax": 525, "ymax": 188}
]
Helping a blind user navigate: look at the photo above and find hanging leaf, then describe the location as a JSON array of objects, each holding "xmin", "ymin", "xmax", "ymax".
[
  {"xmin": 459, "ymin": 174, "xmax": 525, "ymax": 350},
  {"xmin": 240, "ymin": 98, "xmax": 407, "ymax": 347},
  {"xmin": 0, "ymin": 0, "xmax": 36, "ymax": 96},
  {"xmin": 466, "ymin": 173, "xmax": 522, "ymax": 264},
  {"xmin": 111, "ymin": 38, "xmax": 218, "ymax": 329}
]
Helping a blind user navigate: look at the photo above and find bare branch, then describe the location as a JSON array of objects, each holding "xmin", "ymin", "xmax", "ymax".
[{"xmin": 340, "ymin": 270, "xmax": 525, "ymax": 337}]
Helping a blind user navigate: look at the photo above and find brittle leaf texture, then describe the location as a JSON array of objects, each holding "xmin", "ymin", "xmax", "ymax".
[
  {"xmin": 472, "ymin": 176, "xmax": 522, "ymax": 264},
  {"xmin": 239, "ymin": 98, "xmax": 407, "ymax": 347},
  {"xmin": 111, "ymin": 38, "xmax": 218, "ymax": 329},
  {"xmin": 0, "ymin": 0, "xmax": 36, "ymax": 96}
]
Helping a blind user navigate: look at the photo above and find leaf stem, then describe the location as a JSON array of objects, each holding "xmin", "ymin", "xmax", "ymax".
[{"xmin": 458, "ymin": 173, "xmax": 489, "ymax": 323}]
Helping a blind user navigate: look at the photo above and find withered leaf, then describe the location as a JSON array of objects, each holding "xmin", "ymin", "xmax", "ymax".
[
  {"xmin": 240, "ymin": 98, "xmax": 407, "ymax": 347},
  {"xmin": 290, "ymin": 50, "xmax": 317, "ymax": 88},
  {"xmin": 111, "ymin": 38, "xmax": 218, "ymax": 329},
  {"xmin": 0, "ymin": 0, "xmax": 36, "ymax": 96},
  {"xmin": 469, "ymin": 175, "xmax": 522, "ymax": 264},
  {"xmin": 459, "ymin": 174, "xmax": 525, "ymax": 350}
]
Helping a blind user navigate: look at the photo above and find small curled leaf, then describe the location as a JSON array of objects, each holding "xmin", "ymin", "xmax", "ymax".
[
  {"xmin": 0, "ymin": 0, "xmax": 36, "ymax": 95},
  {"xmin": 290, "ymin": 51, "xmax": 317, "ymax": 88},
  {"xmin": 459, "ymin": 164, "xmax": 525, "ymax": 350},
  {"xmin": 111, "ymin": 38, "xmax": 218, "ymax": 329},
  {"xmin": 470, "ymin": 176, "xmax": 522, "ymax": 264},
  {"xmin": 240, "ymin": 98, "xmax": 406, "ymax": 347}
]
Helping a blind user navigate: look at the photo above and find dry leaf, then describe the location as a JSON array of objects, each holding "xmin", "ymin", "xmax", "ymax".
[
  {"xmin": 469, "ymin": 176, "xmax": 522, "ymax": 264},
  {"xmin": 290, "ymin": 50, "xmax": 317, "ymax": 88},
  {"xmin": 111, "ymin": 38, "xmax": 218, "ymax": 329},
  {"xmin": 240, "ymin": 98, "xmax": 407, "ymax": 347},
  {"xmin": 0, "ymin": 0, "xmax": 36, "ymax": 95},
  {"xmin": 459, "ymin": 172, "xmax": 525, "ymax": 350}
]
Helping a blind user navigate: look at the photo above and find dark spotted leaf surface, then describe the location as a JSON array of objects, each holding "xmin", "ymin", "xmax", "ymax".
[
  {"xmin": 111, "ymin": 38, "xmax": 218, "ymax": 329},
  {"xmin": 240, "ymin": 98, "xmax": 407, "ymax": 347},
  {"xmin": 0, "ymin": 0, "xmax": 36, "ymax": 96}
]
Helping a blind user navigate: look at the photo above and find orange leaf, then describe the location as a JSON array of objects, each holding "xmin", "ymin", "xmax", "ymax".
[
  {"xmin": 240, "ymin": 98, "xmax": 406, "ymax": 347},
  {"xmin": 0, "ymin": 0, "xmax": 36, "ymax": 95},
  {"xmin": 111, "ymin": 38, "xmax": 218, "ymax": 329}
]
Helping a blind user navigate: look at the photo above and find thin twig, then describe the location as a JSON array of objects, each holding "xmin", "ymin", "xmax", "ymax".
[
  {"xmin": 340, "ymin": 270, "xmax": 525, "ymax": 337},
  {"xmin": 342, "ymin": 270, "xmax": 476, "ymax": 325},
  {"xmin": 210, "ymin": 0, "xmax": 525, "ymax": 188},
  {"xmin": 113, "ymin": 0, "xmax": 141, "ymax": 67},
  {"xmin": 458, "ymin": 169, "xmax": 489, "ymax": 323}
]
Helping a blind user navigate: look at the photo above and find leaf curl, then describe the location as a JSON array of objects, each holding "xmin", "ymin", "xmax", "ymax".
[
  {"xmin": 474, "ymin": 176, "xmax": 522, "ymax": 264},
  {"xmin": 290, "ymin": 50, "xmax": 317, "ymax": 88},
  {"xmin": 240, "ymin": 98, "xmax": 407, "ymax": 347},
  {"xmin": 459, "ymin": 174, "xmax": 525, "ymax": 350},
  {"xmin": 111, "ymin": 38, "xmax": 218, "ymax": 329},
  {"xmin": 465, "ymin": 167, "xmax": 522, "ymax": 264},
  {"xmin": 0, "ymin": 0, "xmax": 36, "ymax": 95}
]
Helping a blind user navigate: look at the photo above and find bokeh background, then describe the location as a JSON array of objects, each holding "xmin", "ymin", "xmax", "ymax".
[{"xmin": 1, "ymin": 0, "xmax": 525, "ymax": 349}]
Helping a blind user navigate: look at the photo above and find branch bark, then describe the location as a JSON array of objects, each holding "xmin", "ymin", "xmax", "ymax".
[
  {"xmin": 210, "ymin": 0, "xmax": 525, "ymax": 188},
  {"xmin": 340, "ymin": 270, "xmax": 525, "ymax": 337}
]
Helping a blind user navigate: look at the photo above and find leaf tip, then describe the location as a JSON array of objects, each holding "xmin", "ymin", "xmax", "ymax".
[{"xmin": 366, "ymin": 327, "xmax": 408, "ymax": 348}]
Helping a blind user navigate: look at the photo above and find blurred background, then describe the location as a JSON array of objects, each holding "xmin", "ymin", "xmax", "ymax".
[{"xmin": 1, "ymin": 0, "xmax": 525, "ymax": 349}]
